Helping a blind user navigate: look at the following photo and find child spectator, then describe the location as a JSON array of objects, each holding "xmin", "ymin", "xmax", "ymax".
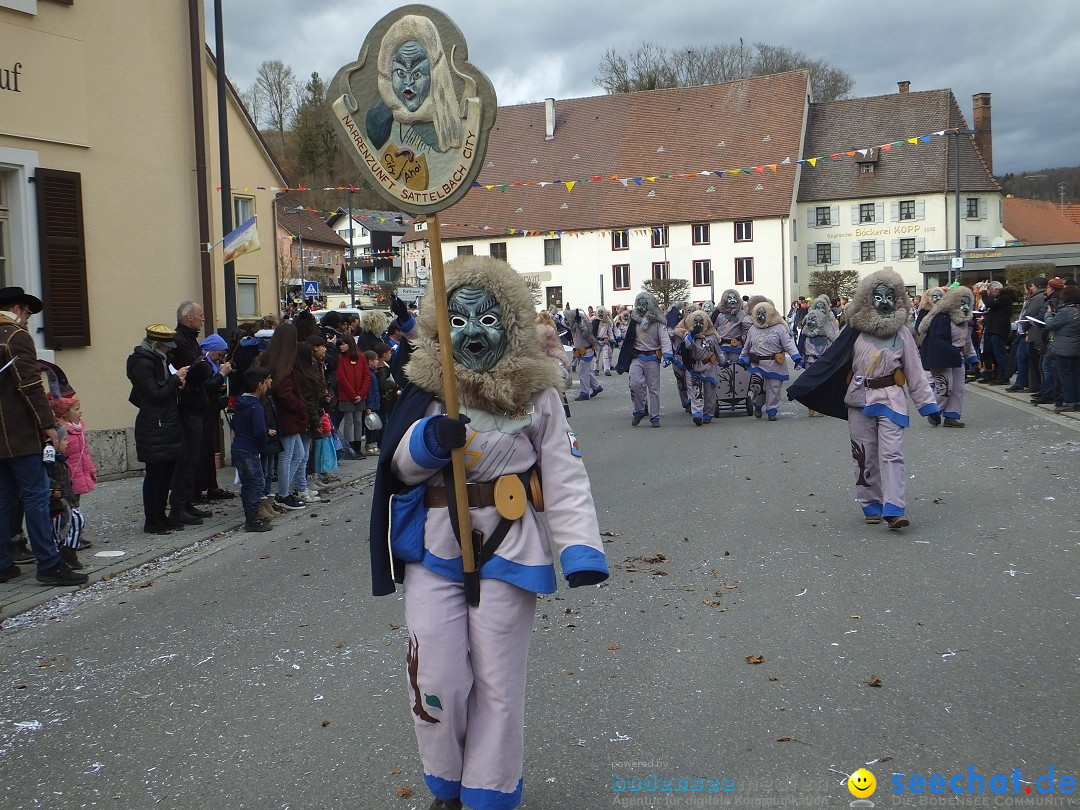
[
  {"xmin": 45, "ymin": 420, "xmax": 84, "ymax": 569},
  {"xmin": 374, "ymin": 340, "xmax": 400, "ymax": 421},
  {"xmin": 232, "ymin": 366, "xmax": 274, "ymax": 532},
  {"xmin": 54, "ymin": 395, "xmax": 96, "ymax": 553},
  {"xmin": 335, "ymin": 332, "xmax": 371, "ymax": 457},
  {"xmin": 362, "ymin": 349, "xmax": 382, "ymax": 455}
]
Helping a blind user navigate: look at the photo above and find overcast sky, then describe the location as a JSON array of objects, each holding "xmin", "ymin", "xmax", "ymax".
[{"xmin": 207, "ymin": 0, "xmax": 1080, "ymax": 176}]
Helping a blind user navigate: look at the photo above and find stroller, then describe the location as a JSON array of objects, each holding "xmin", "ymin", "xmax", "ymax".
[{"xmin": 714, "ymin": 360, "xmax": 756, "ymax": 417}]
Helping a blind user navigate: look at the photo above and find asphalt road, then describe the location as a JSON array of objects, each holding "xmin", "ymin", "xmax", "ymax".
[{"xmin": 1, "ymin": 373, "xmax": 1078, "ymax": 810}]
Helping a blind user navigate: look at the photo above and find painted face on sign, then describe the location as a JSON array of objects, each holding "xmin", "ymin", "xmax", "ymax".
[
  {"xmin": 391, "ymin": 40, "xmax": 431, "ymax": 113},
  {"xmin": 872, "ymin": 284, "xmax": 896, "ymax": 316},
  {"xmin": 448, "ymin": 285, "xmax": 507, "ymax": 372},
  {"xmin": 754, "ymin": 306, "xmax": 768, "ymax": 326},
  {"xmin": 959, "ymin": 293, "xmax": 973, "ymax": 318},
  {"xmin": 930, "ymin": 288, "xmax": 944, "ymax": 304},
  {"xmin": 725, "ymin": 292, "xmax": 740, "ymax": 311}
]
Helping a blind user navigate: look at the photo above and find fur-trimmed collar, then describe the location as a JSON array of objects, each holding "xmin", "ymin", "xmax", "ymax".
[
  {"xmin": 844, "ymin": 269, "xmax": 911, "ymax": 338},
  {"xmin": 918, "ymin": 286, "xmax": 974, "ymax": 335},
  {"xmin": 404, "ymin": 256, "xmax": 564, "ymax": 414},
  {"xmin": 717, "ymin": 289, "xmax": 742, "ymax": 315}
]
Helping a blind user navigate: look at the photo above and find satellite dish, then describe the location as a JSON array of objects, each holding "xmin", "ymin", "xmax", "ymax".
[{"xmin": 991, "ymin": 237, "xmax": 1006, "ymax": 247}]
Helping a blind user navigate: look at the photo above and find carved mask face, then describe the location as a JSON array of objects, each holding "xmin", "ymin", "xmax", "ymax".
[
  {"xmin": 754, "ymin": 306, "xmax": 768, "ymax": 326},
  {"xmin": 700, "ymin": 301, "xmax": 714, "ymax": 314},
  {"xmin": 391, "ymin": 41, "xmax": 431, "ymax": 113},
  {"xmin": 691, "ymin": 314, "xmax": 705, "ymax": 335},
  {"xmin": 813, "ymin": 299, "xmax": 830, "ymax": 314},
  {"xmin": 872, "ymin": 284, "xmax": 896, "ymax": 317},
  {"xmin": 448, "ymin": 285, "xmax": 507, "ymax": 372},
  {"xmin": 635, "ymin": 294, "xmax": 650, "ymax": 315},
  {"xmin": 803, "ymin": 310, "xmax": 822, "ymax": 335},
  {"xmin": 930, "ymin": 288, "xmax": 944, "ymax": 304},
  {"xmin": 725, "ymin": 292, "xmax": 740, "ymax": 311},
  {"xmin": 958, "ymin": 293, "xmax": 973, "ymax": 318}
]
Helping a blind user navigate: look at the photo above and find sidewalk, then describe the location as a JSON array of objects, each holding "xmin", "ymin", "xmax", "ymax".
[
  {"xmin": 967, "ymin": 376, "xmax": 1080, "ymax": 423},
  {"xmin": 0, "ymin": 456, "xmax": 378, "ymax": 622}
]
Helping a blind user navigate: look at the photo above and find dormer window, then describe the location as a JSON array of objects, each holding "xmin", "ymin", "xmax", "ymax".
[{"xmin": 855, "ymin": 147, "xmax": 879, "ymax": 177}]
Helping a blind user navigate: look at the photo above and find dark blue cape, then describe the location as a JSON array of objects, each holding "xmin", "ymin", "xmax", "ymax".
[
  {"xmin": 920, "ymin": 313, "xmax": 964, "ymax": 370},
  {"xmin": 785, "ymin": 326, "xmax": 857, "ymax": 420}
]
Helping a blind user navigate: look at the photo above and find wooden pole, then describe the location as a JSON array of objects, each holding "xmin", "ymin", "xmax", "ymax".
[{"xmin": 427, "ymin": 214, "xmax": 481, "ymax": 605}]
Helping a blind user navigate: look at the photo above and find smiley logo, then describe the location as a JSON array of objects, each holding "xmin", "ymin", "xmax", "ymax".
[{"xmin": 848, "ymin": 768, "xmax": 876, "ymax": 798}]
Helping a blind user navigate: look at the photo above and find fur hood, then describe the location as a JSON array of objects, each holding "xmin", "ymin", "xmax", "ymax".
[
  {"xmin": 718, "ymin": 289, "xmax": 742, "ymax": 315},
  {"xmin": 748, "ymin": 299, "xmax": 785, "ymax": 328},
  {"xmin": 800, "ymin": 308, "xmax": 831, "ymax": 338},
  {"xmin": 919, "ymin": 287, "xmax": 946, "ymax": 312},
  {"xmin": 569, "ymin": 308, "xmax": 600, "ymax": 349},
  {"xmin": 746, "ymin": 295, "xmax": 773, "ymax": 314},
  {"xmin": 404, "ymin": 256, "xmax": 564, "ymax": 414},
  {"xmin": 680, "ymin": 309, "xmax": 717, "ymax": 337},
  {"xmin": 809, "ymin": 294, "xmax": 839, "ymax": 339},
  {"xmin": 631, "ymin": 291, "xmax": 663, "ymax": 327},
  {"xmin": 594, "ymin": 306, "xmax": 612, "ymax": 323},
  {"xmin": 358, "ymin": 309, "xmax": 388, "ymax": 336},
  {"xmin": 844, "ymin": 269, "xmax": 911, "ymax": 338},
  {"xmin": 918, "ymin": 286, "xmax": 974, "ymax": 335},
  {"xmin": 535, "ymin": 321, "xmax": 572, "ymax": 387}
]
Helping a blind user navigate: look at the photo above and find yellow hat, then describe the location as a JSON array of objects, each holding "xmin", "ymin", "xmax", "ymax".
[{"xmin": 145, "ymin": 324, "xmax": 177, "ymax": 347}]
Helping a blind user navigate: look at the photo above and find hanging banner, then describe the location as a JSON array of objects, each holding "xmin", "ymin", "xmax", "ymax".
[{"xmin": 327, "ymin": 4, "xmax": 497, "ymax": 215}]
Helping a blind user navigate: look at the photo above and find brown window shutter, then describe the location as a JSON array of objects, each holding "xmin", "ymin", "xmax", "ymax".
[{"xmin": 35, "ymin": 168, "xmax": 90, "ymax": 348}]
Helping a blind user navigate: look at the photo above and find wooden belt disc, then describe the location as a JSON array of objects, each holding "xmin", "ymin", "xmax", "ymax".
[{"xmin": 494, "ymin": 474, "xmax": 528, "ymax": 521}]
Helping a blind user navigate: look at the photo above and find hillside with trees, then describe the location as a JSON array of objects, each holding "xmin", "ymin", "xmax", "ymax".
[{"xmin": 997, "ymin": 167, "xmax": 1079, "ymax": 205}]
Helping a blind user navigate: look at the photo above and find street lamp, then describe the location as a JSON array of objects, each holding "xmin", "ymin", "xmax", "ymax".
[{"xmin": 347, "ymin": 190, "xmax": 356, "ymax": 307}]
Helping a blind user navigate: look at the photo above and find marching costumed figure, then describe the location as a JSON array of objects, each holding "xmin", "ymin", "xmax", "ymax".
[
  {"xmin": 666, "ymin": 302, "xmax": 691, "ymax": 412},
  {"xmin": 918, "ymin": 286, "xmax": 978, "ymax": 428},
  {"xmin": 796, "ymin": 303, "xmax": 838, "ymax": 418},
  {"xmin": 368, "ymin": 256, "xmax": 609, "ymax": 810},
  {"xmin": 593, "ymin": 306, "xmax": 617, "ymax": 376},
  {"xmin": 913, "ymin": 286, "xmax": 946, "ymax": 337},
  {"xmin": 712, "ymin": 288, "xmax": 753, "ymax": 363},
  {"xmin": 534, "ymin": 309, "xmax": 573, "ymax": 418},
  {"xmin": 738, "ymin": 300, "xmax": 802, "ymax": 421},
  {"xmin": 677, "ymin": 309, "xmax": 722, "ymax": 425},
  {"xmin": 569, "ymin": 307, "xmax": 603, "ymax": 400},
  {"xmin": 787, "ymin": 270, "xmax": 939, "ymax": 531},
  {"xmin": 615, "ymin": 291, "xmax": 674, "ymax": 426}
]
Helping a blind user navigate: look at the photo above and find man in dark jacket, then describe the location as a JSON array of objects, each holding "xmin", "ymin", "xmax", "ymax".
[
  {"xmin": 168, "ymin": 300, "xmax": 213, "ymax": 525},
  {"xmin": 0, "ymin": 287, "xmax": 88, "ymax": 586},
  {"xmin": 978, "ymin": 281, "xmax": 1016, "ymax": 384}
]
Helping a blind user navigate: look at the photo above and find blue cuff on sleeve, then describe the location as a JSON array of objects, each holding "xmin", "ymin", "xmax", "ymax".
[
  {"xmin": 559, "ymin": 545, "xmax": 610, "ymax": 580},
  {"xmin": 398, "ymin": 315, "xmax": 415, "ymax": 332},
  {"xmin": 791, "ymin": 354, "xmax": 802, "ymax": 363},
  {"xmin": 409, "ymin": 416, "xmax": 451, "ymax": 469},
  {"xmin": 918, "ymin": 402, "xmax": 940, "ymax": 417}
]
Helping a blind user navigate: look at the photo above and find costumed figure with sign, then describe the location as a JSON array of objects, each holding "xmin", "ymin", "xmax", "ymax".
[
  {"xmin": 917, "ymin": 286, "xmax": 977, "ymax": 428},
  {"xmin": 738, "ymin": 300, "xmax": 802, "ymax": 421},
  {"xmin": 569, "ymin": 308, "xmax": 603, "ymax": 401},
  {"xmin": 787, "ymin": 270, "xmax": 939, "ymax": 530},
  {"xmin": 368, "ymin": 256, "xmax": 609, "ymax": 810},
  {"xmin": 615, "ymin": 291, "xmax": 673, "ymax": 427},
  {"xmin": 593, "ymin": 306, "xmax": 617, "ymax": 376},
  {"xmin": 677, "ymin": 309, "xmax": 722, "ymax": 425}
]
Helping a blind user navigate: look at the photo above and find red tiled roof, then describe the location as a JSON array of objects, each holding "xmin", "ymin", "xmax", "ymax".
[
  {"xmin": 437, "ymin": 71, "xmax": 811, "ymax": 240},
  {"xmin": 1062, "ymin": 203, "xmax": 1080, "ymax": 228},
  {"xmin": 278, "ymin": 199, "xmax": 348, "ymax": 246},
  {"xmin": 1003, "ymin": 197, "xmax": 1080, "ymax": 245}
]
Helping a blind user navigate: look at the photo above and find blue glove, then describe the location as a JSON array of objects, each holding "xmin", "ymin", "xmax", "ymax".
[
  {"xmin": 793, "ymin": 358, "xmax": 805, "ymax": 370},
  {"xmin": 737, "ymin": 356, "xmax": 750, "ymax": 368},
  {"xmin": 390, "ymin": 295, "xmax": 410, "ymax": 322},
  {"xmin": 684, "ymin": 334, "xmax": 694, "ymax": 348}
]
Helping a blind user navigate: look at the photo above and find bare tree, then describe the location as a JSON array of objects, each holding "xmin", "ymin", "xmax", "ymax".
[
  {"xmin": 255, "ymin": 59, "xmax": 298, "ymax": 153},
  {"xmin": 808, "ymin": 269, "xmax": 861, "ymax": 302},
  {"xmin": 643, "ymin": 278, "xmax": 690, "ymax": 310},
  {"xmin": 596, "ymin": 41, "xmax": 854, "ymax": 101},
  {"xmin": 237, "ymin": 83, "xmax": 260, "ymax": 127}
]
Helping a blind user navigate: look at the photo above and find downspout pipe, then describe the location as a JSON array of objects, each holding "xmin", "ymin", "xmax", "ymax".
[{"xmin": 187, "ymin": 0, "xmax": 214, "ymax": 329}]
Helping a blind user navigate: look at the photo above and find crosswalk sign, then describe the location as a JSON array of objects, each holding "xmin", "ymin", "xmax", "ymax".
[{"xmin": 303, "ymin": 281, "xmax": 319, "ymax": 298}]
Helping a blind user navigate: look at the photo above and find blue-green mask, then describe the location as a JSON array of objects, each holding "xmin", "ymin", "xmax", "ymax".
[
  {"xmin": 448, "ymin": 285, "xmax": 508, "ymax": 372},
  {"xmin": 872, "ymin": 284, "xmax": 896, "ymax": 316}
]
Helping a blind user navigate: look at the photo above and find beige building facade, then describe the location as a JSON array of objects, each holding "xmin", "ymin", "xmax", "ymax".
[{"xmin": 0, "ymin": 1, "xmax": 284, "ymax": 473}]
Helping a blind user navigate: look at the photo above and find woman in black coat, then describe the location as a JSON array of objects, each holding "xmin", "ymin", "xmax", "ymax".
[{"xmin": 126, "ymin": 325, "xmax": 189, "ymax": 534}]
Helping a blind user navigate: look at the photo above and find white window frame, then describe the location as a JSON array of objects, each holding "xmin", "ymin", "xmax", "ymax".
[
  {"xmin": 734, "ymin": 220, "xmax": 753, "ymax": 242},
  {"xmin": 692, "ymin": 223, "xmax": 710, "ymax": 245},
  {"xmin": 651, "ymin": 226, "xmax": 669, "ymax": 248},
  {"xmin": 232, "ymin": 195, "xmax": 255, "ymax": 227},
  {"xmin": 612, "ymin": 230, "xmax": 629, "ymax": 251},
  {"xmin": 544, "ymin": 238, "xmax": 562, "ymax": 265},
  {"xmin": 613, "ymin": 264, "xmax": 630, "ymax": 291},
  {"xmin": 651, "ymin": 261, "xmax": 668, "ymax": 280},
  {"xmin": 735, "ymin": 257, "xmax": 754, "ymax": 285},
  {"xmin": 237, "ymin": 276, "xmax": 260, "ymax": 320}
]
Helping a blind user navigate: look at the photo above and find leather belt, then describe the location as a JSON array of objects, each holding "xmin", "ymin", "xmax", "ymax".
[
  {"xmin": 750, "ymin": 352, "xmax": 784, "ymax": 364},
  {"xmin": 425, "ymin": 469, "xmax": 544, "ymax": 512},
  {"xmin": 865, "ymin": 368, "xmax": 907, "ymax": 389}
]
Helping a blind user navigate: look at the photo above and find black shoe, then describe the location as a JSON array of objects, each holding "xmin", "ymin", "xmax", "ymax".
[
  {"xmin": 36, "ymin": 562, "xmax": 89, "ymax": 586},
  {"xmin": 429, "ymin": 799, "xmax": 463, "ymax": 810},
  {"xmin": 887, "ymin": 516, "xmax": 910, "ymax": 531},
  {"xmin": 144, "ymin": 522, "xmax": 173, "ymax": 535},
  {"xmin": 244, "ymin": 518, "xmax": 272, "ymax": 533},
  {"xmin": 1004, "ymin": 385, "xmax": 1024, "ymax": 392},
  {"xmin": 206, "ymin": 488, "xmax": 235, "ymax": 500},
  {"xmin": 1031, "ymin": 396, "xmax": 1055, "ymax": 405},
  {"xmin": 0, "ymin": 564, "xmax": 22, "ymax": 583},
  {"xmin": 927, "ymin": 412, "xmax": 942, "ymax": 427},
  {"xmin": 275, "ymin": 494, "xmax": 306, "ymax": 511},
  {"xmin": 185, "ymin": 504, "xmax": 213, "ymax": 519},
  {"xmin": 169, "ymin": 509, "xmax": 203, "ymax": 526},
  {"xmin": 13, "ymin": 540, "xmax": 34, "ymax": 564},
  {"xmin": 162, "ymin": 514, "xmax": 188, "ymax": 529}
]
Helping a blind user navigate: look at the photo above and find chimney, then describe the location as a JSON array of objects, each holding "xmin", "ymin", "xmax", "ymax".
[
  {"xmin": 972, "ymin": 92, "xmax": 992, "ymax": 174},
  {"xmin": 897, "ymin": 81, "xmax": 910, "ymax": 93},
  {"xmin": 544, "ymin": 97, "xmax": 555, "ymax": 140}
]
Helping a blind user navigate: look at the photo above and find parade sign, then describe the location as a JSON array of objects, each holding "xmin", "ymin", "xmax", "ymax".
[{"xmin": 327, "ymin": 5, "xmax": 497, "ymax": 216}]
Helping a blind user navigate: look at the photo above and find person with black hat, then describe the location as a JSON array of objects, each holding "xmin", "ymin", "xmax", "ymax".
[
  {"xmin": 0, "ymin": 287, "xmax": 88, "ymax": 586},
  {"xmin": 168, "ymin": 300, "xmax": 214, "ymax": 525},
  {"xmin": 126, "ymin": 324, "xmax": 190, "ymax": 534}
]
